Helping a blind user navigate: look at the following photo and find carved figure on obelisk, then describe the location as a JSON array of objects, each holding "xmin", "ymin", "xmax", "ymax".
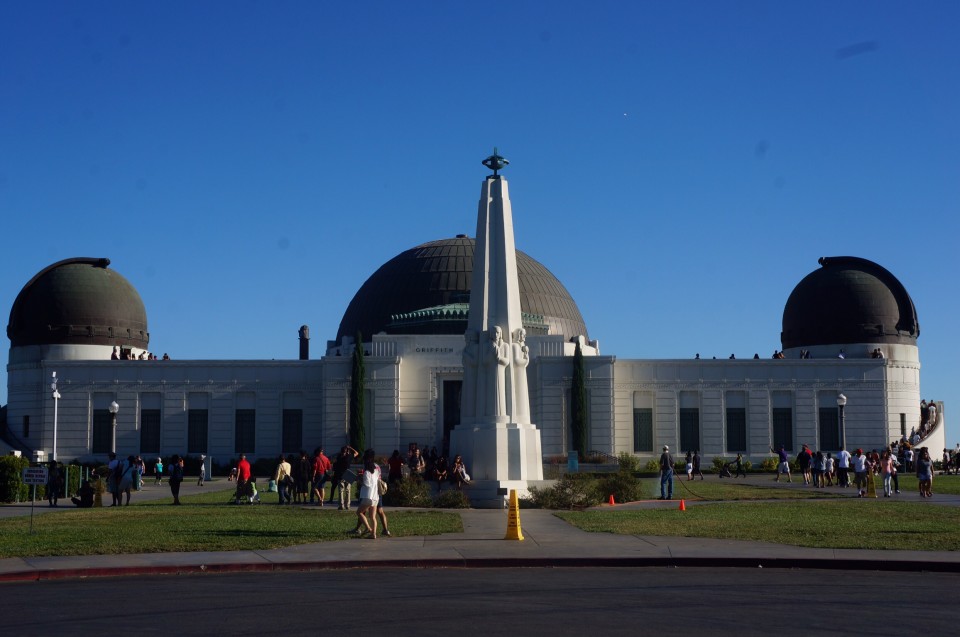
[
  {"xmin": 511, "ymin": 328, "xmax": 530, "ymax": 423},
  {"xmin": 461, "ymin": 329, "xmax": 480, "ymax": 423},
  {"xmin": 483, "ymin": 326, "xmax": 511, "ymax": 419}
]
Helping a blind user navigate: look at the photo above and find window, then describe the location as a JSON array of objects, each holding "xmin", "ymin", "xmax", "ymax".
[
  {"xmin": 140, "ymin": 408, "xmax": 161, "ymax": 454},
  {"xmin": 188, "ymin": 409, "xmax": 208, "ymax": 454},
  {"xmin": 633, "ymin": 408, "xmax": 653, "ymax": 452},
  {"xmin": 235, "ymin": 409, "xmax": 256, "ymax": 454},
  {"xmin": 818, "ymin": 407, "xmax": 840, "ymax": 451},
  {"xmin": 726, "ymin": 408, "xmax": 746, "ymax": 452},
  {"xmin": 772, "ymin": 408, "xmax": 793, "ymax": 452},
  {"xmin": 92, "ymin": 409, "xmax": 112, "ymax": 454},
  {"xmin": 22, "ymin": 415, "xmax": 29, "ymax": 438},
  {"xmin": 282, "ymin": 409, "xmax": 303, "ymax": 453},
  {"xmin": 679, "ymin": 408, "xmax": 700, "ymax": 452}
]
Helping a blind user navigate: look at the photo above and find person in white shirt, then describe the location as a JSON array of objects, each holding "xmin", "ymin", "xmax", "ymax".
[
  {"xmin": 836, "ymin": 447, "xmax": 852, "ymax": 488},
  {"xmin": 352, "ymin": 449, "xmax": 381, "ymax": 539}
]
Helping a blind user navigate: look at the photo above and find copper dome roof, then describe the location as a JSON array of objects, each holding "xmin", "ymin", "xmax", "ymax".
[
  {"xmin": 7, "ymin": 257, "xmax": 149, "ymax": 348},
  {"xmin": 337, "ymin": 236, "xmax": 588, "ymax": 342}
]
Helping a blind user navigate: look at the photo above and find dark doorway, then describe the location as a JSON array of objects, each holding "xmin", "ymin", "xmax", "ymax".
[{"xmin": 442, "ymin": 380, "xmax": 462, "ymax": 456}]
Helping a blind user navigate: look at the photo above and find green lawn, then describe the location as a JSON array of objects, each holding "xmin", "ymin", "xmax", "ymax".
[
  {"xmin": 558, "ymin": 500, "xmax": 960, "ymax": 551},
  {"xmin": 0, "ymin": 489, "xmax": 462, "ymax": 559},
  {"xmin": 656, "ymin": 474, "xmax": 960, "ymax": 500},
  {"xmin": 649, "ymin": 479, "xmax": 833, "ymax": 500}
]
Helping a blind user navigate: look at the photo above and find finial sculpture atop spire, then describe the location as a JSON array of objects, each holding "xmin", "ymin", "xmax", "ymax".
[{"xmin": 482, "ymin": 147, "xmax": 509, "ymax": 177}]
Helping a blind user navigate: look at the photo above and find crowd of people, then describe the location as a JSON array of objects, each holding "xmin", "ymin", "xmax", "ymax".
[
  {"xmin": 224, "ymin": 443, "xmax": 472, "ymax": 522},
  {"xmin": 772, "ymin": 441, "xmax": 943, "ymax": 498},
  {"xmin": 109, "ymin": 346, "xmax": 171, "ymax": 361},
  {"xmin": 396, "ymin": 443, "xmax": 470, "ymax": 490}
]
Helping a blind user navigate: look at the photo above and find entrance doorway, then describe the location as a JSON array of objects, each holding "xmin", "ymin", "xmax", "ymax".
[{"xmin": 442, "ymin": 380, "xmax": 462, "ymax": 456}]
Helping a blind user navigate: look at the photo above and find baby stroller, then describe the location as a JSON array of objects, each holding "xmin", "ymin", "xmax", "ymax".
[
  {"xmin": 718, "ymin": 462, "xmax": 733, "ymax": 478},
  {"xmin": 234, "ymin": 478, "xmax": 261, "ymax": 505}
]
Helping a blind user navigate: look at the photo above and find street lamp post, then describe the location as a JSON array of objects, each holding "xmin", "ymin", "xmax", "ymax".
[
  {"xmin": 51, "ymin": 372, "xmax": 60, "ymax": 462},
  {"xmin": 837, "ymin": 393, "xmax": 847, "ymax": 451},
  {"xmin": 109, "ymin": 401, "xmax": 119, "ymax": 455}
]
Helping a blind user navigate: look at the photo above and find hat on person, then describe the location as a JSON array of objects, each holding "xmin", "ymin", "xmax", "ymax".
[{"xmin": 663, "ymin": 445, "xmax": 669, "ymax": 451}]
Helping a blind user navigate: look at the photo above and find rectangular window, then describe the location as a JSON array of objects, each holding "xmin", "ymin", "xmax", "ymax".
[
  {"xmin": 188, "ymin": 409, "xmax": 209, "ymax": 454},
  {"xmin": 772, "ymin": 408, "xmax": 793, "ymax": 452},
  {"xmin": 633, "ymin": 408, "xmax": 653, "ymax": 453},
  {"xmin": 726, "ymin": 408, "xmax": 747, "ymax": 452},
  {"xmin": 900, "ymin": 413, "xmax": 906, "ymax": 438},
  {"xmin": 23, "ymin": 415, "xmax": 29, "ymax": 438},
  {"xmin": 818, "ymin": 407, "xmax": 840, "ymax": 451},
  {"xmin": 235, "ymin": 409, "xmax": 256, "ymax": 454},
  {"xmin": 282, "ymin": 409, "xmax": 303, "ymax": 453},
  {"xmin": 679, "ymin": 408, "xmax": 700, "ymax": 452},
  {"xmin": 92, "ymin": 409, "xmax": 112, "ymax": 454},
  {"xmin": 140, "ymin": 408, "xmax": 161, "ymax": 454}
]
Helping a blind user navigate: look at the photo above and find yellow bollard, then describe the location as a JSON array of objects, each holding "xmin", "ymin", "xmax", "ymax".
[{"xmin": 504, "ymin": 489, "xmax": 524, "ymax": 541}]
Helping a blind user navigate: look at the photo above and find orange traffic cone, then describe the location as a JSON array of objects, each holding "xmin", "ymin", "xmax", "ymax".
[
  {"xmin": 608, "ymin": 494, "xmax": 615, "ymax": 506},
  {"xmin": 679, "ymin": 499, "xmax": 686, "ymax": 511}
]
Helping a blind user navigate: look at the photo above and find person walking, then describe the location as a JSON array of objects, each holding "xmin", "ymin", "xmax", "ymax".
[
  {"xmin": 197, "ymin": 454, "xmax": 206, "ymax": 486},
  {"xmin": 734, "ymin": 453, "xmax": 746, "ymax": 478},
  {"xmin": 685, "ymin": 451, "xmax": 693, "ymax": 481},
  {"xmin": 836, "ymin": 447, "xmax": 852, "ymax": 487},
  {"xmin": 235, "ymin": 454, "xmax": 251, "ymax": 504},
  {"xmin": 352, "ymin": 450, "xmax": 381, "ymax": 539},
  {"xmin": 879, "ymin": 449, "xmax": 895, "ymax": 497},
  {"xmin": 692, "ymin": 450, "xmax": 704, "ymax": 480},
  {"xmin": 274, "ymin": 454, "xmax": 293, "ymax": 505},
  {"xmin": 154, "ymin": 457, "xmax": 164, "ymax": 485},
  {"xmin": 311, "ymin": 447, "xmax": 332, "ymax": 505},
  {"xmin": 329, "ymin": 445, "xmax": 358, "ymax": 510},
  {"xmin": 658, "ymin": 445, "xmax": 675, "ymax": 500},
  {"xmin": 771, "ymin": 446, "xmax": 792, "ymax": 482},
  {"xmin": 916, "ymin": 447, "xmax": 933, "ymax": 498},
  {"xmin": 46, "ymin": 459, "xmax": 62, "ymax": 507},
  {"xmin": 169, "ymin": 455, "xmax": 184, "ymax": 505}
]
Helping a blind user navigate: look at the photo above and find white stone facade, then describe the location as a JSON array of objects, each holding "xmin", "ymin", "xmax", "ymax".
[{"xmin": 6, "ymin": 332, "xmax": 940, "ymax": 466}]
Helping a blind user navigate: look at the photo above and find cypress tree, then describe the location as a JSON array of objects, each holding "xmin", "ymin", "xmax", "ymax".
[
  {"xmin": 349, "ymin": 331, "xmax": 366, "ymax": 451},
  {"xmin": 571, "ymin": 340, "xmax": 587, "ymax": 459}
]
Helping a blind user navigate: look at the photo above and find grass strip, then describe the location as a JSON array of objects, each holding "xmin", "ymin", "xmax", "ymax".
[
  {"xmin": 557, "ymin": 500, "xmax": 960, "ymax": 551},
  {"xmin": 0, "ymin": 495, "xmax": 462, "ymax": 559}
]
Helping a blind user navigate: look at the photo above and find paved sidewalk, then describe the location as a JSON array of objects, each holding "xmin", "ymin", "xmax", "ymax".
[{"xmin": 2, "ymin": 474, "xmax": 958, "ymax": 582}]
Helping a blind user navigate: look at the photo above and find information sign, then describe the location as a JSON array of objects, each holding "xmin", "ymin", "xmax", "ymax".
[{"xmin": 22, "ymin": 466, "xmax": 48, "ymax": 486}]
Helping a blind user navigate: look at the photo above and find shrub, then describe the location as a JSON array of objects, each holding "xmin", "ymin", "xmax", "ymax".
[
  {"xmin": 712, "ymin": 457, "xmax": 729, "ymax": 471},
  {"xmin": 384, "ymin": 476, "xmax": 432, "ymax": 507},
  {"xmin": 595, "ymin": 470, "xmax": 644, "ymax": 504},
  {"xmin": 433, "ymin": 489, "xmax": 470, "ymax": 508},
  {"xmin": 525, "ymin": 474, "xmax": 599, "ymax": 509},
  {"xmin": 759, "ymin": 458, "xmax": 778, "ymax": 472},
  {"xmin": 645, "ymin": 459, "xmax": 661, "ymax": 472},
  {"xmin": 0, "ymin": 455, "xmax": 30, "ymax": 502},
  {"xmin": 617, "ymin": 452, "xmax": 640, "ymax": 474}
]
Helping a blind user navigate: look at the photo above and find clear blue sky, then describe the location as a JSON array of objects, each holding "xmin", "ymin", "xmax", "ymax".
[{"xmin": 2, "ymin": 2, "xmax": 957, "ymax": 443}]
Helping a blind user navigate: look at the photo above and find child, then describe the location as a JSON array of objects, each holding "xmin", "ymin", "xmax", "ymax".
[{"xmin": 154, "ymin": 457, "xmax": 164, "ymax": 485}]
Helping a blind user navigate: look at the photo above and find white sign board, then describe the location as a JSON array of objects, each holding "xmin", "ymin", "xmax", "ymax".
[{"xmin": 22, "ymin": 467, "xmax": 48, "ymax": 486}]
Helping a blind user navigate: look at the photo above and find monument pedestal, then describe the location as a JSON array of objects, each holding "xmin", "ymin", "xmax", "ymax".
[{"xmin": 450, "ymin": 421, "xmax": 544, "ymax": 508}]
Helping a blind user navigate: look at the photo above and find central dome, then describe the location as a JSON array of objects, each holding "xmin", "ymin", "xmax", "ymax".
[{"xmin": 337, "ymin": 236, "xmax": 588, "ymax": 342}]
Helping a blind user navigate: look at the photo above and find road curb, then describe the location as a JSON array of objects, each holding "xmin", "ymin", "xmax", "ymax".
[{"xmin": 2, "ymin": 555, "xmax": 957, "ymax": 583}]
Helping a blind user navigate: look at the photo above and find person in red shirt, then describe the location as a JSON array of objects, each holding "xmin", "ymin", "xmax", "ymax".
[
  {"xmin": 235, "ymin": 454, "xmax": 252, "ymax": 503},
  {"xmin": 311, "ymin": 447, "xmax": 332, "ymax": 505}
]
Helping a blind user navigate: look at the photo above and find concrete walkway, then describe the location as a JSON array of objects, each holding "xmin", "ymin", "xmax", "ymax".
[{"xmin": 2, "ymin": 473, "xmax": 959, "ymax": 582}]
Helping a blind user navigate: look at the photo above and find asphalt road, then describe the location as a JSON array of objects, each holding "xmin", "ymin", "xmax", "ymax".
[{"xmin": 3, "ymin": 567, "xmax": 955, "ymax": 636}]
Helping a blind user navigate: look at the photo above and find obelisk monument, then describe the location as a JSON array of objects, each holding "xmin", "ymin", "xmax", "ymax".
[{"xmin": 451, "ymin": 150, "xmax": 544, "ymax": 494}]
